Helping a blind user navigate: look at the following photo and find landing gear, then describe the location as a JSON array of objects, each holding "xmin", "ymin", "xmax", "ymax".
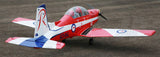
[
  {"xmin": 34, "ymin": 47, "xmax": 40, "ymax": 49},
  {"xmin": 62, "ymin": 39, "xmax": 66, "ymax": 43},
  {"xmin": 89, "ymin": 38, "xmax": 93, "ymax": 45}
]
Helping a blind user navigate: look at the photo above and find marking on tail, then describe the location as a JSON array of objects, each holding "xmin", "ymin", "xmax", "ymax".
[{"xmin": 37, "ymin": 9, "xmax": 47, "ymax": 31}]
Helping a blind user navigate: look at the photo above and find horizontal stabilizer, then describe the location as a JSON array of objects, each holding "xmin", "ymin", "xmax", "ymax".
[
  {"xmin": 12, "ymin": 17, "xmax": 56, "ymax": 29},
  {"xmin": 12, "ymin": 17, "xmax": 35, "ymax": 28},
  {"xmin": 81, "ymin": 28, "xmax": 156, "ymax": 37},
  {"xmin": 5, "ymin": 37, "xmax": 65, "ymax": 49}
]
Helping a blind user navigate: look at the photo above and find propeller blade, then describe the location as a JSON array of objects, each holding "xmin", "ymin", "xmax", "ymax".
[{"xmin": 99, "ymin": 13, "xmax": 108, "ymax": 20}]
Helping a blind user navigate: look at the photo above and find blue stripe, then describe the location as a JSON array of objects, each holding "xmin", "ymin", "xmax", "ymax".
[
  {"xmin": 35, "ymin": 36, "xmax": 48, "ymax": 48},
  {"xmin": 20, "ymin": 38, "xmax": 37, "ymax": 47},
  {"xmin": 20, "ymin": 36, "xmax": 48, "ymax": 48},
  {"xmin": 38, "ymin": 4, "xmax": 46, "ymax": 9},
  {"xmin": 50, "ymin": 27, "xmax": 63, "ymax": 31}
]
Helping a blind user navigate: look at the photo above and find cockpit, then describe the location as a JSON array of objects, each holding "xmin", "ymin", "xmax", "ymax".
[{"xmin": 65, "ymin": 6, "xmax": 89, "ymax": 18}]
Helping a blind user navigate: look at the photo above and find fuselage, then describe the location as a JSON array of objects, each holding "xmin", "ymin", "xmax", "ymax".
[{"xmin": 49, "ymin": 9, "xmax": 100, "ymax": 41}]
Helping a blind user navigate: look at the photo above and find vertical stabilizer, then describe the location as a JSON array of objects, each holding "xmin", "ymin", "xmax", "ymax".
[{"xmin": 34, "ymin": 4, "xmax": 49, "ymax": 38}]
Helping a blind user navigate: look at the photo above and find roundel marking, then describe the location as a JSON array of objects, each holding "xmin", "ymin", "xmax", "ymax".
[
  {"xmin": 71, "ymin": 24, "xmax": 76, "ymax": 32},
  {"xmin": 117, "ymin": 30, "xmax": 127, "ymax": 34}
]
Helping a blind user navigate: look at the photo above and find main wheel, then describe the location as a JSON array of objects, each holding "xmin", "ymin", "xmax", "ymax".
[
  {"xmin": 89, "ymin": 38, "xmax": 93, "ymax": 45},
  {"xmin": 34, "ymin": 47, "xmax": 40, "ymax": 49}
]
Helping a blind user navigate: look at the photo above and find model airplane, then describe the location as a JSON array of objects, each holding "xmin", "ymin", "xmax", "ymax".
[{"xmin": 5, "ymin": 4, "xmax": 155, "ymax": 49}]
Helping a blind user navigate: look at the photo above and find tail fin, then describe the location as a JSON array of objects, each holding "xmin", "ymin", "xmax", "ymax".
[{"xmin": 34, "ymin": 4, "xmax": 49, "ymax": 38}]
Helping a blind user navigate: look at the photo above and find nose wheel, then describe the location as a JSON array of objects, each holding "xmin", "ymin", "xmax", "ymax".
[{"xmin": 89, "ymin": 38, "xmax": 93, "ymax": 45}]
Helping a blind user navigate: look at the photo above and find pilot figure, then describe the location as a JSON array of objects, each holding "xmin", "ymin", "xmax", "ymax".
[
  {"xmin": 75, "ymin": 7, "xmax": 82, "ymax": 17},
  {"xmin": 68, "ymin": 7, "xmax": 83, "ymax": 18}
]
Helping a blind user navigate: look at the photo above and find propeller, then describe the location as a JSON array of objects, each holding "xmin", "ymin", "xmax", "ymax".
[
  {"xmin": 85, "ymin": 3, "xmax": 108, "ymax": 20},
  {"xmin": 99, "ymin": 12, "xmax": 108, "ymax": 20}
]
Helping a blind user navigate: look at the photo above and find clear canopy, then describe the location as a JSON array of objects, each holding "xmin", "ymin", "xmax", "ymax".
[{"xmin": 65, "ymin": 6, "xmax": 89, "ymax": 18}]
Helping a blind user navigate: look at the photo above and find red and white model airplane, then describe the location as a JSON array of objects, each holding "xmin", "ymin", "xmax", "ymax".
[{"xmin": 5, "ymin": 4, "xmax": 155, "ymax": 49}]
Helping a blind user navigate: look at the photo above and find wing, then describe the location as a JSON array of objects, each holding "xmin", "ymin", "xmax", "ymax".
[
  {"xmin": 5, "ymin": 37, "xmax": 65, "ymax": 49},
  {"xmin": 81, "ymin": 28, "xmax": 155, "ymax": 37},
  {"xmin": 12, "ymin": 17, "xmax": 35, "ymax": 28}
]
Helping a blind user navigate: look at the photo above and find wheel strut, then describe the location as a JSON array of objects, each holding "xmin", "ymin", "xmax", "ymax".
[{"xmin": 62, "ymin": 39, "xmax": 66, "ymax": 43}]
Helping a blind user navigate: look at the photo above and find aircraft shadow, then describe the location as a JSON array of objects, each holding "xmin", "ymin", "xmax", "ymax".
[{"xmin": 64, "ymin": 39, "xmax": 156, "ymax": 54}]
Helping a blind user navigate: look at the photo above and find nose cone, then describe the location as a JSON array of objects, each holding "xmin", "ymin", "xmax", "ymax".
[
  {"xmin": 93, "ymin": 9, "xmax": 100, "ymax": 14},
  {"xmin": 88, "ymin": 9, "xmax": 100, "ymax": 16},
  {"xmin": 97, "ymin": 9, "xmax": 100, "ymax": 14}
]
